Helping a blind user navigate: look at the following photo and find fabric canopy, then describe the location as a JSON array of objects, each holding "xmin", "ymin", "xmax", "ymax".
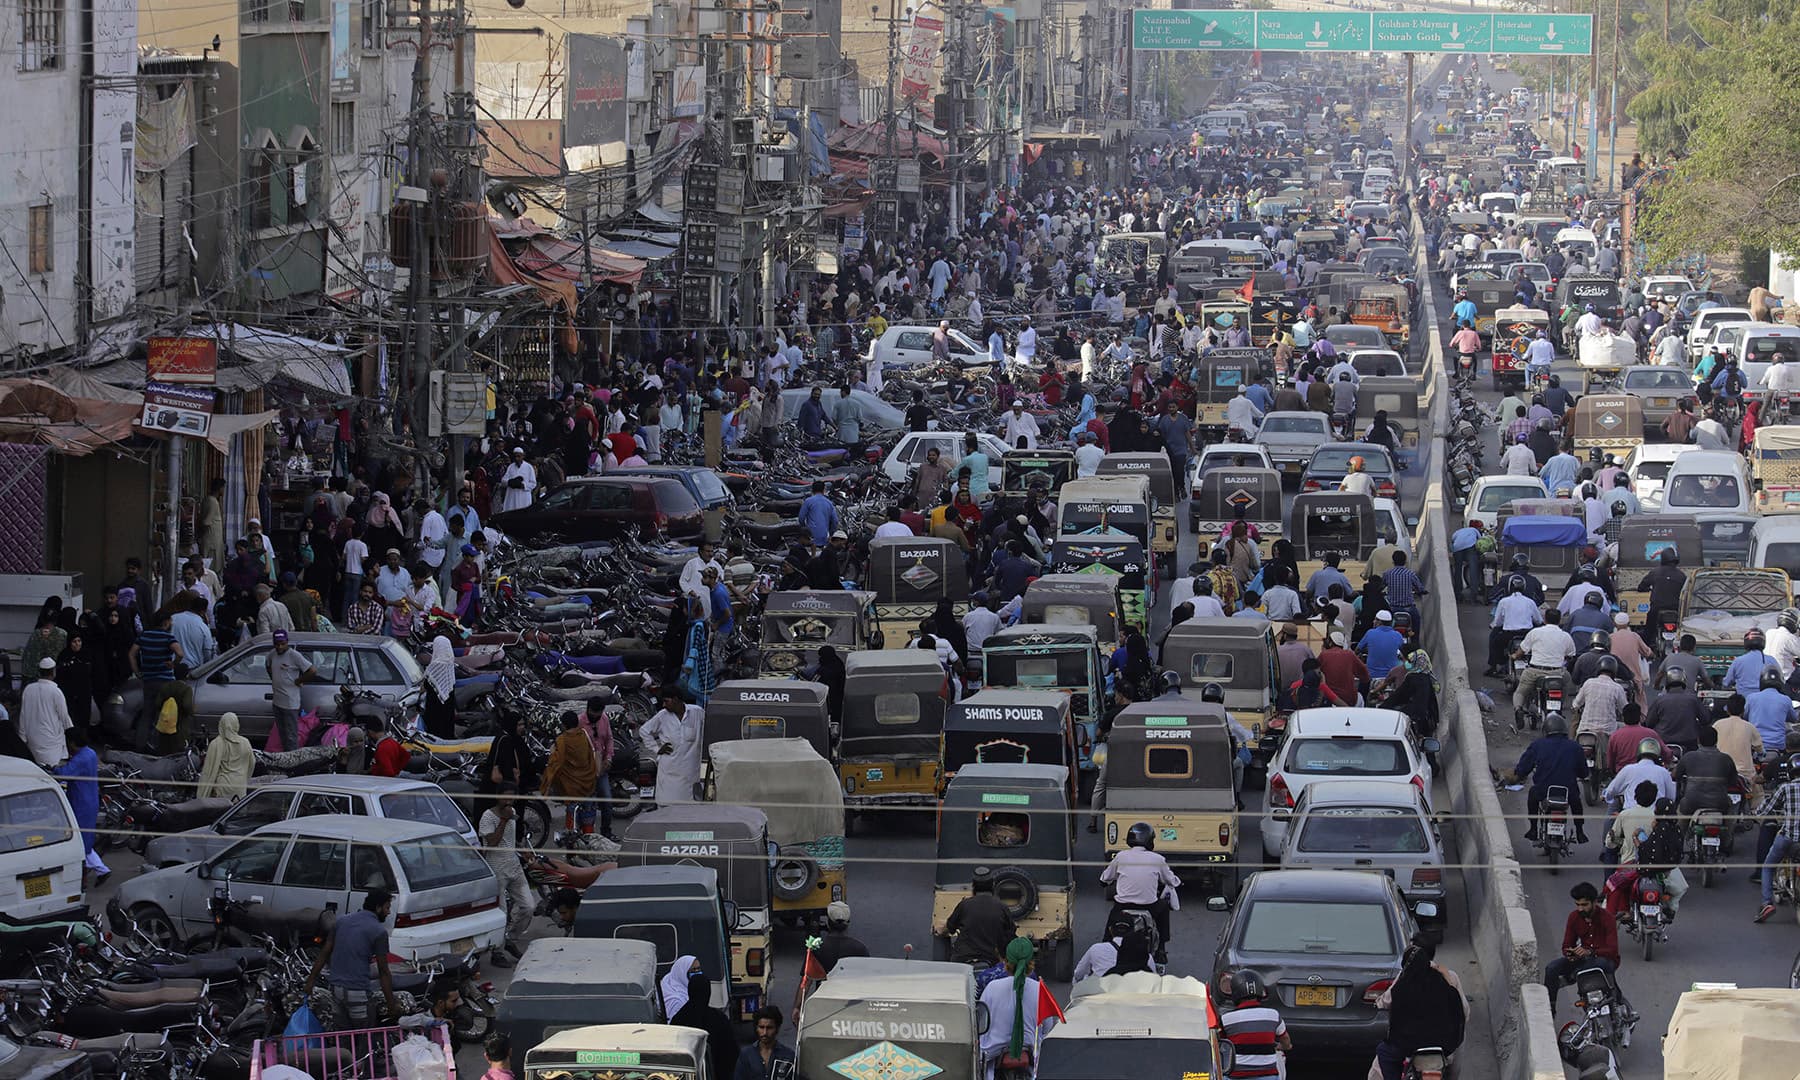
[
  {"xmin": 0, "ymin": 378, "xmax": 277, "ymax": 456},
  {"xmin": 828, "ymin": 121, "xmax": 945, "ymax": 163}
]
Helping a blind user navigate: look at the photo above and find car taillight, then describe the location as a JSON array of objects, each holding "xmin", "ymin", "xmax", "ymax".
[
  {"xmin": 652, "ymin": 511, "xmax": 669, "ymax": 533},
  {"xmin": 1411, "ymin": 868, "xmax": 1442, "ymax": 887},
  {"xmin": 1377, "ymin": 480, "xmax": 1397, "ymax": 497},
  {"xmin": 1268, "ymin": 715, "xmax": 1287, "ymax": 732},
  {"xmin": 1302, "ymin": 479, "xmax": 1322, "ymax": 492},
  {"xmin": 746, "ymin": 948, "xmax": 766, "ymax": 976},
  {"xmin": 1218, "ymin": 824, "xmax": 1231, "ymax": 846},
  {"xmin": 1410, "ymin": 774, "xmax": 1426, "ymax": 797},
  {"xmin": 395, "ymin": 897, "xmax": 498, "ymax": 929},
  {"xmin": 1269, "ymin": 773, "xmax": 1294, "ymax": 808},
  {"xmin": 1364, "ymin": 979, "xmax": 1392, "ymax": 1004}
]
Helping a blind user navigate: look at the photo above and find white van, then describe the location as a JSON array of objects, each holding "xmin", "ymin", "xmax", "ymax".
[
  {"xmin": 1361, "ymin": 167, "xmax": 1395, "ymax": 201},
  {"xmin": 1661, "ymin": 450, "xmax": 1752, "ymax": 516},
  {"xmin": 1741, "ymin": 325, "xmax": 1800, "ymax": 385},
  {"xmin": 0, "ymin": 756, "xmax": 87, "ymax": 919},
  {"xmin": 1198, "ymin": 109, "xmax": 1251, "ymax": 136},
  {"xmin": 1751, "ymin": 517, "xmax": 1800, "ymax": 576}
]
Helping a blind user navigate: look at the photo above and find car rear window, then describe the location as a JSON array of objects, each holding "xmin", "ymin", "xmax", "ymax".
[
  {"xmin": 393, "ymin": 833, "xmax": 491, "ymax": 891},
  {"xmin": 0, "ymin": 789, "xmax": 73, "ymax": 854},
  {"xmin": 691, "ymin": 470, "xmax": 730, "ymax": 504},
  {"xmin": 1285, "ymin": 737, "xmax": 1408, "ymax": 776},
  {"xmin": 1624, "ymin": 370, "xmax": 1687, "ymax": 391},
  {"xmin": 1666, "ymin": 473, "xmax": 1743, "ymax": 508},
  {"xmin": 1298, "ymin": 808, "xmax": 1429, "ymax": 853},
  {"xmin": 1475, "ymin": 484, "xmax": 1541, "ymax": 512},
  {"xmin": 381, "ymin": 792, "xmax": 472, "ymax": 835},
  {"xmin": 650, "ymin": 481, "xmax": 701, "ymax": 513},
  {"xmin": 1240, "ymin": 900, "xmax": 1397, "ymax": 954},
  {"xmin": 1261, "ymin": 416, "xmax": 1326, "ymax": 435},
  {"xmin": 1312, "ymin": 449, "xmax": 1394, "ymax": 475}
]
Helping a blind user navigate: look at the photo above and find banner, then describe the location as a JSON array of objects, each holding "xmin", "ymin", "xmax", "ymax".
[
  {"xmin": 672, "ymin": 65, "xmax": 705, "ymax": 118},
  {"xmin": 900, "ymin": 4, "xmax": 944, "ymax": 102},
  {"xmin": 146, "ymin": 336, "xmax": 218, "ymax": 385},
  {"xmin": 142, "ymin": 383, "xmax": 215, "ymax": 437},
  {"xmin": 565, "ymin": 35, "xmax": 628, "ymax": 147}
]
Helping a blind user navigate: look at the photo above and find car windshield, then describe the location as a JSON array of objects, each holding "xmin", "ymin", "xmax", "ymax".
[
  {"xmin": 1298, "ymin": 808, "xmax": 1429, "ymax": 853},
  {"xmin": 0, "ymin": 788, "xmax": 73, "ymax": 855},
  {"xmin": 1312, "ymin": 449, "xmax": 1393, "ymax": 475},
  {"xmin": 1476, "ymin": 484, "xmax": 1541, "ymax": 512},
  {"xmin": 393, "ymin": 833, "xmax": 491, "ymax": 891},
  {"xmin": 1285, "ymin": 737, "xmax": 1408, "ymax": 776},
  {"xmin": 1239, "ymin": 900, "xmax": 1397, "ymax": 955},
  {"xmin": 1262, "ymin": 416, "xmax": 1326, "ymax": 435},
  {"xmin": 381, "ymin": 792, "xmax": 472, "ymax": 835},
  {"xmin": 691, "ymin": 471, "xmax": 731, "ymax": 504}
]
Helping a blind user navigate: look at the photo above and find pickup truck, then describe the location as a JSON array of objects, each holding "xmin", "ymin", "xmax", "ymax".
[
  {"xmin": 1679, "ymin": 567, "xmax": 1795, "ymax": 690},
  {"xmin": 1254, "ymin": 411, "xmax": 1335, "ymax": 475}
]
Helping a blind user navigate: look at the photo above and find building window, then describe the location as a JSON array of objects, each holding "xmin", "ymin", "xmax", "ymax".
[
  {"xmin": 331, "ymin": 103, "xmax": 355, "ymax": 155},
  {"xmin": 288, "ymin": 159, "xmax": 311, "ymax": 222},
  {"xmin": 360, "ymin": 0, "xmax": 381, "ymax": 48},
  {"xmin": 245, "ymin": 0, "xmax": 267, "ymax": 23},
  {"xmin": 248, "ymin": 155, "xmax": 273, "ymax": 229},
  {"xmin": 287, "ymin": 0, "xmax": 305, "ymax": 20},
  {"xmin": 27, "ymin": 204, "xmax": 52, "ymax": 273},
  {"xmin": 20, "ymin": 0, "xmax": 63, "ymax": 70}
]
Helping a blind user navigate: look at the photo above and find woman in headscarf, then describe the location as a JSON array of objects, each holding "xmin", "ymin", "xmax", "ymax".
[
  {"xmin": 660, "ymin": 600, "xmax": 691, "ymax": 687},
  {"xmin": 978, "ymin": 937, "xmax": 1046, "ymax": 1080},
  {"xmin": 1289, "ymin": 662, "xmax": 1346, "ymax": 710},
  {"xmin": 421, "ymin": 635, "xmax": 457, "ymax": 739},
  {"xmin": 20, "ymin": 613, "xmax": 67, "ymax": 678},
  {"xmin": 815, "ymin": 645, "xmax": 846, "ymax": 726},
  {"xmin": 363, "ymin": 492, "xmax": 404, "ymax": 559},
  {"xmin": 1266, "ymin": 539, "xmax": 1301, "ymax": 598},
  {"xmin": 929, "ymin": 598, "xmax": 968, "ymax": 664},
  {"xmin": 1380, "ymin": 647, "xmax": 1442, "ymax": 752},
  {"xmin": 678, "ymin": 596, "xmax": 717, "ymax": 705},
  {"xmin": 669, "ymin": 963, "xmax": 738, "ymax": 1079},
  {"xmin": 660, "ymin": 956, "xmax": 700, "ymax": 1020},
  {"xmin": 101, "ymin": 603, "xmax": 137, "ymax": 693},
  {"xmin": 1353, "ymin": 576, "xmax": 1389, "ymax": 639},
  {"xmin": 302, "ymin": 523, "xmax": 339, "ymax": 614},
  {"xmin": 1103, "ymin": 927, "xmax": 1155, "ymax": 976},
  {"xmin": 196, "ymin": 712, "xmax": 255, "ymax": 799},
  {"xmin": 1109, "ymin": 630, "xmax": 1157, "ymax": 702},
  {"xmin": 56, "ymin": 630, "xmax": 96, "ymax": 732}
]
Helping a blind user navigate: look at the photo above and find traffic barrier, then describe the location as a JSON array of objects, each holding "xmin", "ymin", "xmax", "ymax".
[{"xmin": 1410, "ymin": 206, "xmax": 1563, "ymax": 1080}]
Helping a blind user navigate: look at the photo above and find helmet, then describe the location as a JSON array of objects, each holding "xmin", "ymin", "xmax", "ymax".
[
  {"xmin": 1595, "ymin": 631, "xmax": 1611, "ymax": 652},
  {"xmin": 1782, "ymin": 608, "xmax": 1800, "ymax": 632},
  {"xmin": 1126, "ymin": 822, "xmax": 1156, "ymax": 850},
  {"xmin": 1201, "ymin": 682, "xmax": 1226, "ymax": 704},
  {"xmin": 1196, "ymin": 577, "xmax": 1213, "ymax": 596},
  {"xmin": 1508, "ymin": 576, "xmax": 1525, "ymax": 594},
  {"xmin": 1746, "ymin": 629, "xmax": 1767, "ymax": 651},
  {"xmin": 1665, "ymin": 670, "xmax": 1687, "ymax": 689},
  {"xmin": 1159, "ymin": 670, "xmax": 1183, "ymax": 694},
  {"xmin": 1637, "ymin": 737, "xmax": 1661, "ymax": 760},
  {"xmin": 1510, "ymin": 554, "xmax": 1530, "ymax": 572},
  {"xmin": 1229, "ymin": 971, "xmax": 1267, "ymax": 1002},
  {"xmin": 1579, "ymin": 566, "xmax": 1597, "ymax": 583},
  {"xmin": 1545, "ymin": 712, "xmax": 1569, "ymax": 736},
  {"xmin": 1348, "ymin": 456, "xmax": 1366, "ymax": 471},
  {"xmin": 1598, "ymin": 655, "xmax": 1619, "ymax": 677},
  {"xmin": 1583, "ymin": 591, "xmax": 1603, "ymax": 607},
  {"xmin": 1763, "ymin": 665, "xmax": 1786, "ymax": 691}
]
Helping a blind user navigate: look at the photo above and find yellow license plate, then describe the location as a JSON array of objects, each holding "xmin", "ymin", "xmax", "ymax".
[
  {"xmin": 452, "ymin": 936, "xmax": 475, "ymax": 953},
  {"xmin": 22, "ymin": 875, "xmax": 50, "ymax": 899},
  {"xmin": 1294, "ymin": 985, "xmax": 1335, "ymax": 1007},
  {"xmin": 1651, "ymin": 397, "xmax": 1672, "ymax": 406}
]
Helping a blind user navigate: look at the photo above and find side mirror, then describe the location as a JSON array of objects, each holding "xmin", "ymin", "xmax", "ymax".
[
  {"xmin": 1414, "ymin": 901, "xmax": 1440, "ymax": 920},
  {"xmin": 195, "ymin": 862, "xmax": 211, "ymax": 880},
  {"xmin": 1271, "ymin": 808, "xmax": 1291, "ymax": 821},
  {"xmin": 721, "ymin": 900, "xmax": 739, "ymax": 931},
  {"xmin": 1421, "ymin": 737, "xmax": 1442, "ymax": 755},
  {"xmin": 209, "ymin": 672, "xmax": 230, "ymax": 685},
  {"xmin": 1206, "ymin": 896, "xmax": 1230, "ymax": 912},
  {"xmin": 975, "ymin": 1001, "xmax": 991, "ymax": 1035},
  {"xmin": 1217, "ymin": 1037, "xmax": 1236, "ymax": 1075}
]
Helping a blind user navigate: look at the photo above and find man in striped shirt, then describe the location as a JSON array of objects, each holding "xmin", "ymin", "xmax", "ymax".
[{"xmin": 1219, "ymin": 971, "xmax": 1291, "ymax": 1079}]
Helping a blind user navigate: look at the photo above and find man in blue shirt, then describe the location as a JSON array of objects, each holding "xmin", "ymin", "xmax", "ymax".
[
  {"xmin": 1745, "ymin": 672, "xmax": 1795, "ymax": 753},
  {"xmin": 1304, "ymin": 552, "xmax": 1353, "ymax": 604},
  {"xmin": 1358, "ymin": 611, "xmax": 1407, "ymax": 680},
  {"xmin": 1449, "ymin": 520, "xmax": 1485, "ymax": 602},
  {"xmin": 1506, "ymin": 713, "xmax": 1590, "ymax": 843},
  {"xmin": 1245, "ymin": 375, "xmax": 1274, "ymax": 414},
  {"xmin": 704, "ymin": 566, "xmax": 735, "ymax": 637},
  {"xmin": 1381, "ymin": 553, "xmax": 1429, "ymax": 631},
  {"xmin": 797, "ymin": 481, "xmax": 838, "ymax": 545},
  {"xmin": 991, "ymin": 541, "xmax": 1037, "ymax": 601},
  {"xmin": 1724, "ymin": 633, "xmax": 1777, "ymax": 699},
  {"xmin": 797, "ymin": 386, "xmax": 828, "ymax": 440},
  {"xmin": 1538, "ymin": 444, "xmax": 1581, "ymax": 497},
  {"xmin": 1452, "ymin": 294, "xmax": 1478, "ymax": 329},
  {"xmin": 831, "ymin": 385, "xmax": 862, "ymax": 448}
]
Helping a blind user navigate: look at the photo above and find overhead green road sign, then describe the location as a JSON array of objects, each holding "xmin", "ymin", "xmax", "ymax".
[
  {"xmin": 1131, "ymin": 8, "xmax": 1255, "ymax": 50},
  {"xmin": 1371, "ymin": 12, "xmax": 1493, "ymax": 52},
  {"xmin": 1492, "ymin": 13, "xmax": 1594, "ymax": 54},
  {"xmin": 1128, "ymin": 9, "xmax": 1593, "ymax": 55},
  {"xmin": 1254, "ymin": 10, "xmax": 1372, "ymax": 51}
]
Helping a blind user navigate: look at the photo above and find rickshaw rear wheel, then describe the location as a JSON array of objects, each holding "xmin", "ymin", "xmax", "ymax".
[{"xmin": 1046, "ymin": 937, "xmax": 1074, "ymax": 982}]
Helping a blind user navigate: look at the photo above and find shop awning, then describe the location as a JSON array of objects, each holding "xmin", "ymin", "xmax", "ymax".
[
  {"xmin": 0, "ymin": 379, "xmax": 277, "ymax": 456},
  {"xmin": 512, "ymin": 234, "xmax": 646, "ymax": 286},
  {"xmin": 81, "ymin": 324, "xmax": 356, "ymax": 400}
]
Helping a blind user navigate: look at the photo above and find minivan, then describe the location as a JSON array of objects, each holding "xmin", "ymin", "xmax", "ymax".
[
  {"xmin": 0, "ymin": 757, "xmax": 86, "ymax": 919},
  {"xmin": 1662, "ymin": 450, "xmax": 1752, "ymax": 516}
]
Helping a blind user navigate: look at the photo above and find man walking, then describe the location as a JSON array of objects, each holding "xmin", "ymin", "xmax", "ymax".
[{"xmin": 478, "ymin": 784, "xmax": 533, "ymax": 967}]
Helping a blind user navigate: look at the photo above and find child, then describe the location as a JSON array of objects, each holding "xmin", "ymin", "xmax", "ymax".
[{"xmin": 482, "ymin": 1032, "xmax": 514, "ymax": 1080}]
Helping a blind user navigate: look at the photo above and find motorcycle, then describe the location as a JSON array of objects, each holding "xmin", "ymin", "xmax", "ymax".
[
  {"xmin": 1536, "ymin": 785, "xmax": 1575, "ymax": 872},
  {"xmin": 1620, "ymin": 872, "xmax": 1671, "ymax": 961},
  {"xmin": 1686, "ymin": 809, "xmax": 1729, "ymax": 887},
  {"xmin": 1576, "ymin": 733, "xmax": 1604, "ymax": 806},
  {"xmin": 1557, "ymin": 962, "xmax": 1634, "ymax": 1056},
  {"xmin": 1403, "ymin": 1047, "xmax": 1450, "ymax": 1080}
]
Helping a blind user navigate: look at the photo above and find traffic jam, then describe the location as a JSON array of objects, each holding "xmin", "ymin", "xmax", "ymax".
[{"xmin": 0, "ymin": 30, "xmax": 1780, "ymax": 1080}]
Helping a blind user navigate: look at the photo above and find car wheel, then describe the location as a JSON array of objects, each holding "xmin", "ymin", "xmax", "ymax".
[{"xmin": 132, "ymin": 904, "xmax": 182, "ymax": 951}]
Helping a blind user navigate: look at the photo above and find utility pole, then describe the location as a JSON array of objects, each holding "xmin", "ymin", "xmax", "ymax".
[
  {"xmin": 945, "ymin": 0, "xmax": 963, "ymax": 238},
  {"xmin": 884, "ymin": 0, "xmax": 900, "ymax": 159},
  {"xmin": 401, "ymin": 0, "xmax": 435, "ymax": 452},
  {"xmin": 1607, "ymin": 0, "xmax": 1620, "ymax": 191}
]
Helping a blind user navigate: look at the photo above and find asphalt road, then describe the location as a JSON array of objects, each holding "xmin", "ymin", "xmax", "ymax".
[{"xmin": 1409, "ymin": 63, "xmax": 1800, "ymax": 1071}]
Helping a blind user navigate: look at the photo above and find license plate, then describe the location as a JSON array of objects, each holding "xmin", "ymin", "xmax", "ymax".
[
  {"xmin": 1702, "ymin": 836, "xmax": 1721, "ymax": 847},
  {"xmin": 1651, "ymin": 397, "xmax": 1672, "ymax": 406},
  {"xmin": 452, "ymin": 936, "xmax": 475, "ymax": 953},
  {"xmin": 1512, "ymin": 659, "xmax": 1526, "ymax": 670},
  {"xmin": 865, "ymin": 768, "xmax": 884, "ymax": 782},
  {"xmin": 1640, "ymin": 904, "xmax": 1660, "ymax": 916},
  {"xmin": 1294, "ymin": 985, "xmax": 1335, "ymax": 1007},
  {"xmin": 1545, "ymin": 822, "xmax": 1565, "ymax": 837},
  {"xmin": 1284, "ymin": 462, "xmax": 1303, "ymax": 473},
  {"xmin": 1596, "ymin": 1004, "xmax": 1611, "ymax": 1015},
  {"xmin": 21, "ymin": 875, "xmax": 49, "ymax": 900}
]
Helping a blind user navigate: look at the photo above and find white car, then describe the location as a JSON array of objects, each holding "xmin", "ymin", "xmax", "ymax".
[
  {"xmin": 1372, "ymin": 496, "xmax": 1413, "ymax": 558},
  {"xmin": 1263, "ymin": 708, "xmax": 1437, "ymax": 859},
  {"xmin": 1345, "ymin": 348, "xmax": 1408, "ymax": 378},
  {"xmin": 1192, "ymin": 443, "xmax": 1275, "ymax": 489},
  {"xmin": 865, "ymin": 325, "xmax": 988, "ymax": 370},
  {"xmin": 879, "ymin": 430, "xmax": 1011, "ymax": 485},
  {"xmin": 1623, "ymin": 443, "xmax": 1700, "ymax": 511},
  {"xmin": 1640, "ymin": 275, "xmax": 1693, "ymax": 304},
  {"xmin": 1685, "ymin": 307, "xmax": 1753, "ymax": 361},
  {"xmin": 1465, "ymin": 475, "xmax": 1548, "ymax": 528}
]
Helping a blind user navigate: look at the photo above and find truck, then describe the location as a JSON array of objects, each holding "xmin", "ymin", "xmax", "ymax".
[{"xmin": 1678, "ymin": 567, "xmax": 1795, "ymax": 691}]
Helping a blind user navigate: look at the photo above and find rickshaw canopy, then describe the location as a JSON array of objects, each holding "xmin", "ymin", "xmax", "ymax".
[
  {"xmin": 1197, "ymin": 353, "xmax": 1259, "ymax": 402},
  {"xmin": 934, "ymin": 763, "xmax": 1073, "ymax": 889},
  {"xmin": 1047, "ymin": 537, "xmax": 1150, "ymax": 588},
  {"xmin": 1615, "ymin": 515, "xmax": 1702, "ymax": 567},
  {"xmin": 1290, "ymin": 492, "xmax": 1379, "ymax": 559},
  {"xmin": 761, "ymin": 590, "xmax": 875, "ymax": 644},
  {"xmin": 868, "ymin": 536, "xmax": 969, "ymax": 604},
  {"xmin": 707, "ymin": 738, "xmax": 845, "ymax": 846},
  {"xmin": 1096, "ymin": 452, "xmax": 1177, "ymax": 507},
  {"xmin": 840, "ymin": 649, "xmax": 949, "ymax": 755},
  {"xmin": 1022, "ymin": 574, "xmax": 1124, "ymax": 643},
  {"xmin": 1002, "ymin": 449, "xmax": 1076, "ymax": 495},
  {"xmin": 941, "ymin": 691, "xmax": 1075, "ymax": 795},
  {"xmin": 1157, "ymin": 619, "xmax": 1276, "ymax": 708},
  {"xmin": 1102, "ymin": 698, "xmax": 1237, "ymax": 805},
  {"xmin": 703, "ymin": 679, "xmax": 832, "ymax": 761},
  {"xmin": 1569, "ymin": 394, "xmax": 1644, "ymax": 448},
  {"xmin": 1499, "ymin": 515, "xmax": 1590, "ymax": 548},
  {"xmin": 618, "ymin": 803, "xmax": 773, "ymax": 909},
  {"xmin": 1194, "ymin": 467, "xmax": 1285, "ymax": 538}
]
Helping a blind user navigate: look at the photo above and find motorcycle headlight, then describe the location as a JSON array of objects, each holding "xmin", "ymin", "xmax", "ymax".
[{"xmin": 1585, "ymin": 990, "xmax": 1606, "ymax": 1006}]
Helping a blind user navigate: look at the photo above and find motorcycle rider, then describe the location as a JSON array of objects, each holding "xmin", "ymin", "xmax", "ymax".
[
  {"xmin": 1570, "ymin": 633, "xmax": 1614, "ymax": 686},
  {"xmin": 1754, "ymin": 757, "xmax": 1800, "ymax": 922},
  {"xmin": 1743, "ymin": 664, "xmax": 1796, "ymax": 755},
  {"xmin": 1723, "ymin": 630, "xmax": 1776, "ymax": 699},
  {"xmin": 1573, "ymin": 655, "xmax": 1630, "ymax": 741},
  {"xmin": 1767, "ymin": 608, "xmax": 1800, "ymax": 680},
  {"xmin": 1505, "ymin": 554, "xmax": 1546, "ymax": 605},
  {"xmin": 1639, "ymin": 550, "xmax": 1688, "ymax": 644},
  {"xmin": 1486, "ymin": 576, "xmax": 1542, "ymax": 678},
  {"xmin": 1653, "ymin": 633, "xmax": 1712, "ymax": 691},
  {"xmin": 1340, "ymin": 455, "xmax": 1377, "ymax": 497},
  {"xmin": 1507, "ymin": 712, "xmax": 1590, "ymax": 844},
  {"xmin": 1544, "ymin": 882, "xmax": 1631, "ymax": 1026},
  {"xmin": 1605, "ymin": 704, "xmax": 1664, "ymax": 777},
  {"xmin": 1101, "ymin": 822, "xmax": 1182, "ymax": 965},
  {"xmin": 1674, "ymin": 723, "xmax": 1740, "ymax": 818},
  {"xmin": 1513, "ymin": 608, "xmax": 1575, "ymax": 720},
  {"xmin": 1373, "ymin": 934, "xmax": 1467, "ymax": 1080},
  {"xmin": 945, "ymin": 867, "xmax": 1017, "ymax": 966},
  {"xmin": 1566, "ymin": 591, "xmax": 1611, "ymax": 652},
  {"xmin": 1219, "ymin": 971, "xmax": 1293, "ymax": 1080},
  {"xmin": 1645, "ymin": 669, "xmax": 1706, "ymax": 752},
  {"xmin": 1603, "ymin": 738, "xmax": 1677, "ymax": 809}
]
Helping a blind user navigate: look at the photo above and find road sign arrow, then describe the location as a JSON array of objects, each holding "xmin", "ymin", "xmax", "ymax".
[
  {"xmin": 1545, "ymin": 22, "xmax": 1557, "ymax": 38},
  {"xmin": 1312, "ymin": 20, "xmax": 1323, "ymax": 36},
  {"xmin": 1204, "ymin": 20, "xmax": 1217, "ymax": 32},
  {"xmin": 1449, "ymin": 23, "xmax": 1460, "ymax": 39}
]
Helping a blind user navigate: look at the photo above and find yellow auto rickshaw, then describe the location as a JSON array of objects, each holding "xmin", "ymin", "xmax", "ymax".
[
  {"xmin": 1569, "ymin": 394, "xmax": 1645, "ymax": 464},
  {"xmin": 1291, "ymin": 491, "xmax": 1380, "ymax": 584},
  {"xmin": 707, "ymin": 737, "xmax": 847, "ymax": 927},
  {"xmin": 1095, "ymin": 452, "xmax": 1179, "ymax": 571}
]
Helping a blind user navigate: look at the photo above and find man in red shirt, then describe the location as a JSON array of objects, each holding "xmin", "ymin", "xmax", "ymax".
[
  {"xmin": 1605, "ymin": 706, "xmax": 1666, "ymax": 776},
  {"xmin": 1543, "ymin": 881, "xmax": 1624, "ymax": 1013},
  {"xmin": 366, "ymin": 717, "xmax": 410, "ymax": 777},
  {"xmin": 1038, "ymin": 363, "xmax": 1065, "ymax": 407},
  {"xmin": 1316, "ymin": 631, "xmax": 1370, "ymax": 707}
]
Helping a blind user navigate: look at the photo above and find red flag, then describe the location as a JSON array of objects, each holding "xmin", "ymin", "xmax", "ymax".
[
  {"xmin": 1037, "ymin": 981, "xmax": 1066, "ymax": 1024},
  {"xmin": 803, "ymin": 949, "xmax": 827, "ymax": 983},
  {"xmin": 1237, "ymin": 277, "xmax": 1256, "ymax": 304}
]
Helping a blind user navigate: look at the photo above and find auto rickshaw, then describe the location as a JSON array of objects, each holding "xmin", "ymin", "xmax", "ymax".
[
  {"xmin": 1046, "ymin": 535, "xmax": 1151, "ymax": 634},
  {"xmin": 1291, "ymin": 491, "xmax": 1380, "ymax": 584},
  {"xmin": 868, "ymin": 536, "xmax": 969, "ymax": 651},
  {"xmin": 523, "ymin": 1025, "xmax": 708, "ymax": 1080},
  {"xmin": 838, "ymin": 650, "xmax": 950, "ymax": 825},
  {"xmin": 939, "ymin": 690, "xmax": 1077, "ymax": 804},
  {"xmin": 1612, "ymin": 514, "xmax": 1702, "ymax": 626},
  {"xmin": 1056, "ymin": 475, "xmax": 1157, "ymax": 620},
  {"xmin": 998, "ymin": 448, "xmax": 1075, "ymax": 516},
  {"xmin": 1751, "ymin": 425, "xmax": 1800, "ymax": 514},
  {"xmin": 980, "ymin": 625, "xmax": 1104, "ymax": 776},
  {"xmin": 1569, "ymin": 394, "xmax": 1644, "ymax": 463},
  {"xmin": 1095, "ymin": 452, "xmax": 1179, "ymax": 571},
  {"xmin": 498, "ymin": 941, "xmax": 659, "ymax": 1071},
  {"xmin": 1191, "ymin": 465, "xmax": 1284, "ymax": 552},
  {"xmin": 571, "ymin": 866, "xmax": 732, "ymax": 1011},
  {"xmin": 617, "ymin": 804, "xmax": 773, "ymax": 1019},
  {"xmin": 1499, "ymin": 514, "xmax": 1590, "ymax": 608},
  {"xmin": 931, "ymin": 763, "xmax": 1077, "ymax": 980},
  {"xmin": 1100, "ymin": 695, "xmax": 1241, "ymax": 900},
  {"xmin": 1348, "ymin": 283, "xmax": 1411, "ymax": 349},
  {"xmin": 701, "ymin": 679, "xmax": 833, "ymax": 762},
  {"xmin": 1157, "ymin": 618, "xmax": 1281, "ymax": 767},
  {"xmin": 1194, "ymin": 351, "xmax": 1259, "ymax": 441},
  {"xmin": 796, "ymin": 959, "xmax": 979, "ymax": 1080},
  {"xmin": 758, "ymin": 590, "xmax": 879, "ymax": 676},
  {"xmin": 1021, "ymin": 574, "xmax": 1125, "ymax": 655},
  {"xmin": 1354, "ymin": 376, "xmax": 1421, "ymax": 468},
  {"xmin": 1491, "ymin": 306, "xmax": 1551, "ymax": 393},
  {"xmin": 706, "ymin": 738, "xmax": 846, "ymax": 927}
]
